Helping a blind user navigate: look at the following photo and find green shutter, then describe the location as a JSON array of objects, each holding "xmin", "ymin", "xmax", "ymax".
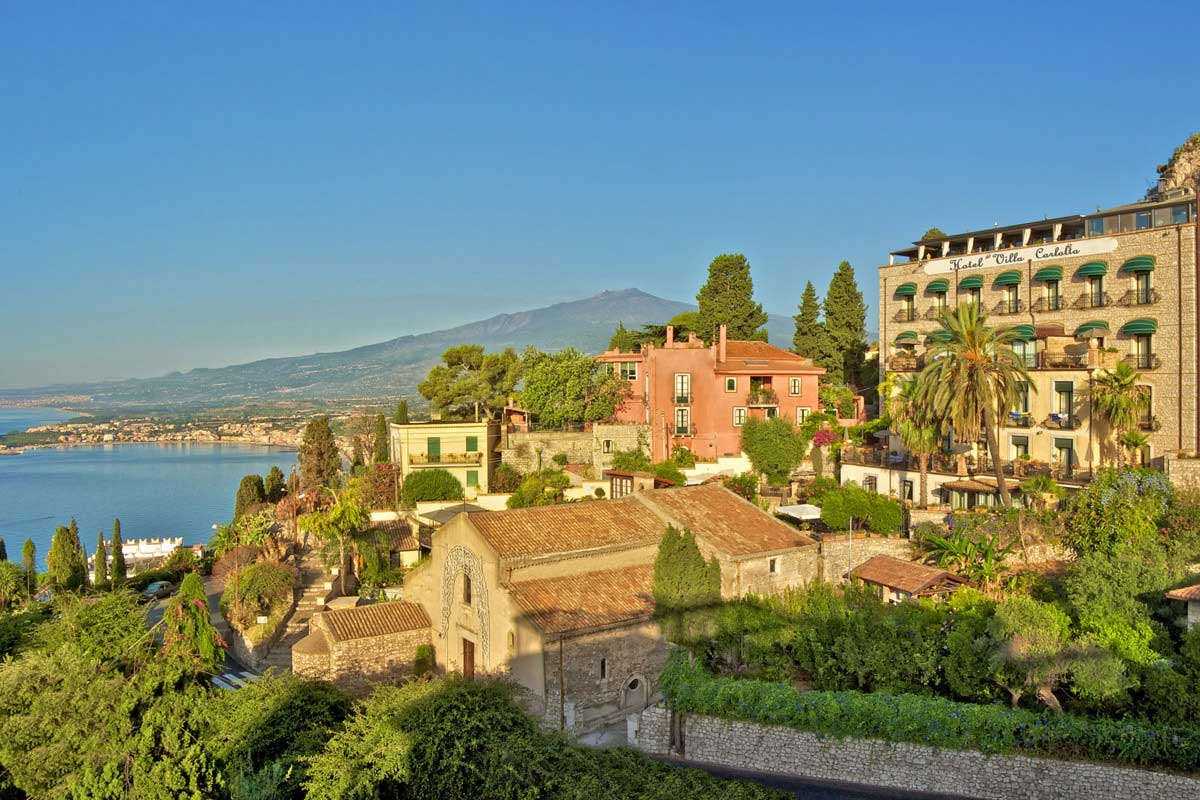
[
  {"xmin": 466, "ymin": 470, "xmax": 479, "ymax": 487},
  {"xmin": 466, "ymin": 436, "xmax": 478, "ymax": 452},
  {"xmin": 1122, "ymin": 255, "xmax": 1156, "ymax": 273},
  {"xmin": 427, "ymin": 437, "xmax": 441, "ymax": 463},
  {"xmin": 894, "ymin": 282, "xmax": 917, "ymax": 297},
  {"xmin": 994, "ymin": 270, "xmax": 1023, "ymax": 285},
  {"xmin": 1008, "ymin": 324, "xmax": 1036, "ymax": 341},
  {"xmin": 1032, "ymin": 265, "xmax": 1063, "ymax": 282},
  {"xmin": 1120, "ymin": 318, "xmax": 1158, "ymax": 335},
  {"xmin": 894, "ymin": 330, "xmax": 918, "ymax": 343},
  {"xmin": 1073, "ymin": 320, "xmax": 1110, "ymax": 337},
  {"xmin": 1054, "ymin": 381, "xmax": 1074, "ymax": 394},
  {"xmin": 1054, "ymin": 437, "xmax": 1074, "ymax": 451},
  {"xmin": 926, "ymin": 278, "xmax": 949, "ymax": 293},
  {"xmin": 927, "ymin": 330, "xmax": 953, "ymax": 344},
  {"xmin": 958, "ymin": 275, "xmax": 984, "ymax": 290},
  {"xmin": 1076, "ymin": 261, "xmax": 1108, "ymax": 277}
]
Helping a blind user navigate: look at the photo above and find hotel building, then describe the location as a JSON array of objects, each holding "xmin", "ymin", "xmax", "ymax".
[{"xmin": 845, "ymin": 185, "xmax": 1198, "ymax": 505}]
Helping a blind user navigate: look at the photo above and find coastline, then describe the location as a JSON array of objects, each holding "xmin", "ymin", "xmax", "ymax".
[{"xmin": 6, "ymin": 438, "xmax": 299, "ymax": 453}]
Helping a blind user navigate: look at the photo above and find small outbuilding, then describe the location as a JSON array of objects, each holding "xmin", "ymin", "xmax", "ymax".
[
  {"xmin": 292, "ymin": 601, "xmax": 431, "ymax": 693},
  {"xmin": 1166, "ymin": 584, "xmax": 1200, "ymax": 630},
  {"xmin": 849, "ymin": 555, "xmax": 967, "ymax": 603}
]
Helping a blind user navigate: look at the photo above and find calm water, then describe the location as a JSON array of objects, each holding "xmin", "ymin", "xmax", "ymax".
[
  {"xmin": 0, "ymin": 407, "xmax": 76, "ymax": 435},
  {"xmin": 0, "ymin": 438, "xmax": 295, "ymax": 569}
]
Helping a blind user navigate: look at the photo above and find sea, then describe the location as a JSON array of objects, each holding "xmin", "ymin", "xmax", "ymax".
[{"xmin": 0, "ymin": 408, "xmax": 295, "ymax": 569}]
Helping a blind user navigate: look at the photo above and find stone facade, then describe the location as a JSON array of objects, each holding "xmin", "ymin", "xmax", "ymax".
[
  {"xmin": 292, "ymin": 606, "xmax": 431, "ymax": 694},
  {"xmin": 1165, "ymin": 452, "xmax": 1200, "ymax": 489},
  {"xmin": 591, "ymin": 423, "xmax": 649, "ymax": 472},
  {"xmin": 816, "ymin": 533, "xmax": 915, "ymax": 584},
  {"xmin": 501, "ymin": 430, "xmax": 594, "ymax": 473},
  {"xmin": 636, "ymin": 705, "xmax": 1200, "ymax": 800}
]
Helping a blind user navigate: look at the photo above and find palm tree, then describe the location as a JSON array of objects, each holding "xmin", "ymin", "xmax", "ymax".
[
  {"xmin": 919, "ymin": 303, "xmax": 1031, "ymax": 507},
  {"xmin": 300, "ymin": 486, "xmax": 370, "ymax": 594},
  {"xmin": 1091, "ymin": 362, "xmax": 1149, "ymax": 467},
  {"xmin": 1119, "ymin": 430, "xmax": 1150, "ymax": 469},
  {"xmin": 887, "ymin": 374, "xmax": 942, "ymax": 508}
]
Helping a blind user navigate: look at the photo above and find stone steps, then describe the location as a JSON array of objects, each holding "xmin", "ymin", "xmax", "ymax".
[{"xmin": 256, "ymin": 550, "xmax": 335, "ymax": 672}]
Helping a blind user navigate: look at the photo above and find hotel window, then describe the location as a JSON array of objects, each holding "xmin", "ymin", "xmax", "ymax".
[
  {"xmin": 1054, "ymin": 438, "xmax": 1075, "ymax": 474},
  {"xmin": 1012, "ymin": 381, "xmax": 1031, "ymax": 414},
  {"xmin": 1135, "ymin": 211, "xmax": 1152, "ymax": 230},
  {"xmin": 674, "ymin": 373, "xmax": 691, "ymax": 403},
  {"xmin": 1087, "ymin": 217, "xmax": 1105, "ymax": 237},
  {"xmin": 863, "ymin": 475, "xmax": 877, "ymax": 492},
  {"xmin": 789, "ymin": 377, "xmax": 802, "ymax": 396},
  {"xmin": 466, "ymin": 470, "xmax": 479, "ymax": 488},
  {"xmin": 1138, "ymin": 386, "xmax": 1153, "ymax": 429},
  {"xmin": 1011, "ymin": 435, "xmax": 1030, "ymax": 459},
  {"xmin": 1003, "ymin": 284, "xmax": 1019, "ymax": 313},
  {"xmin": 674, "ymin": 407, "xmax": 690, "ymax": 435},
  {"xmin": 934, "ymin": 290, "xmax": 948, "ymax": 309},
  {"xmin": 768, "ymin": 558, "xmax": 779, "ymax": 575},
  {"xmin": 1054, "ymin": 381, "xmax": 1074, "ymax": 420},
  {"xmin": 619, "ymin": 361, "xmax": 638, "ymax": 381},
  {"xmin": 1012, "ymin": 341, "xmax": 1035, "ymax": 370},
  {"xmin": 462, "ymin": 574, "xmax": 472, "ymax": 605},
  {"xmin": 901, "ymin": 480, "xmax": 914, "ymax": 502},
  {"xmin": 599, "ymin": 658, "xmax": 608, "ymax": 680},
  {"xmin": 465, "ymin": 436, "xmax": 478, "ymax": 452},
  {"xmin": 1088, "ymin": 275, "xmax": 1104, "ymax": 307},
  {"xmin": 1172, "ymin": 204, "xmax": 1191, "ymax": 225},
  {"xmin": 901, "ymin": 296, "xmax": 915, "ymax": 321},
  {"xmin": 725, "ymin": 377, "xmax": 737, "ymax": 392},
  {"xmin": 1135, "ymin": 334, "xmax": 1153, "ymax": 369},
  {"xmin": 733, "ymin": 407, "xmax": 747, "ymax": 427},
  {"xmin": 1045, "ymin": 279, "xmax": 1061, "ymax": 310},
  {"xmin": 1135, "ymin": 271, "xmax": 1152, "ymax": 305},
  {"xmin": 797, "ymin": 407, "xmax": 811, "ymax": 424}
]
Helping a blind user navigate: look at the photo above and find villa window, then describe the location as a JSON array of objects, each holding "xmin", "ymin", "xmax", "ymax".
[
  {"xmin": 674, "ymin": 407, "xmax": 690, "ymax": 435},
  {"xmin": 797, "ymin": 407, "xmax": 811, "ymax": 424},
  {"xmin": 1011, "ymin": 435, "xmax": 1030, "ymax": 459},
  {"xmin": 465, "ymin": 436, "xmax": 478, "ymax": 452},
  {"xmin": 789, "ymin": 377, "xmax": 802, "ymax": 396},
  {"xmin": 602, "ymin": 439, "xmax": 613, "ymax": 454},
  {"xmin": 863, "ymin": 476, "xmax": 877, "ymax": 492},
  {"xmin": 733, "ymin": 407, "xmax": 747, "ymax": 427},
  {"xmin": 466, "ymin": 470, "xmax": 479, "ymax": 487},
  {"xmin": 725, "ymin": 377, "xmax": 737, "ymax": 392},
  {"xmin": 674, "ymin": 373, "xmax": 691, "ymax": 403},
  {"xmin": 768, "ymin": 558, "xmax": 779, "ymax": 575},
  {"xmin": 619, "ymin": 362, "xmax": 638, "ymax": 381},
  {"xmin": 462, "ymin": 574, "xmax": 472, "ymax": 606}
]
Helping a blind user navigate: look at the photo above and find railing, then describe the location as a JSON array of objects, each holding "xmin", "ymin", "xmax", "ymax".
[
  {"xmin": 1139, "ymin": 415, "xmax": 1162, "ymax": 432},
  {"xmin": 992, "ymin": 299, "xmax": 1025, "ymax": 315},
  {"xmin": 1043, "ymin": 413, "xmax": 1079, "ymax": 430},
  {"xmin": 1118, "ymin": 288, "xmax": 1160, "ymax": 307},
  {"xmin": 893, "ymin": 309, "xmax": 917, "ymax": 323},
  {"xmin": 747, "ymin": 388, "xmax": 779, "ymax": 406},
  {"xmin": 1004, "ymin": 460, "xmax": 1050, "ymax": 478},
  {"xmin": 1050, "ymin": 464, "xmax": 1092, "ymax": 483},
  {"xmin": 672, "ymin": 424, "xmax": 693, "ymax": 437},
  {"xmin": 1074, "ymin": 292, "xmax": 1110, "ymax": 309},
  {"xmin": 1041, "ymin": 352, "xmax": 1088, "ymax": 369},
  {"xmin": 1031, "ymin": 296, "xmax": 1064, "ymax": 312},
  {"xmin": 888, "ymin": 355, "xmax": 919, "ymax": 371},
  {"xmin": 924, "ymin": 306, "xmax": 947, "ymax": 320},
  {"xmin": 1005, "ymin": 412, "xmax": 1034, "ymax": 428},
  {"xmin": 1014, "ymin": 353, "xmax": 1038, "ymax": 369},
  {"xmin": 410, "ymin": 452, "xmax": 483, "ymax": 465},
  {"xmin": 674, "ymin": 394, "xmax": 692, "ymax": 404},
  {"xmin": 1124, "ymin": 354, "xmax": 1161, "ymax": 370}
]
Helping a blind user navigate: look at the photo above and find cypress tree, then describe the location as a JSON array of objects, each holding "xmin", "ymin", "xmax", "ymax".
[
  {"xmin": 111, "ymin": 519, "xmax": 127, "ymax": 585},
  {"xmin": 47, "ymin": 525, "xmax": 85, "ymax": 590},
  {"xmin": 372, "ymin": 414, "xmax": 390, "ymax": 463},
  {"xmin": 695, "ymin": 253, "xmax": 769, "ymax": 343},
  {"xmin": 21, "ymin": 539, "xmax": 35, "ymax": 593},
  {"xmin": 94, "ymin": 530, "xmax": 108, "ymax": 585},
  {"xmin": 792, "ymin": 280, "xmax": 842, "ymax": 383},
  {"xmin": 824, "ymin": 260, "xmax": 868, "ymax": 388},
  {"xmin": 299, "ymin": 416, "xmax": 341, "ymax": 492},
  {"xmin": 393, "ymin": 400, "xmax": 410, "ymax": 425},
  {"xmin": 0, "ymin": 537, "xmax": 6, "ymax": 561},
  {"xmin": 263, "ymin": 465, "xmax": 287, "ymax": 503},
  {"xmin": 350, "ymin": 438, "xmax": 365, "ymax": 473},
  {"xmin": 233, "ymin": 474, "xmax": 267, "ymax": 521}
]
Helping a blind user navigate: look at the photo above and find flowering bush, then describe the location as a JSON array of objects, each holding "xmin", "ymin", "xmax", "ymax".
[
  {"xmin": 1064, "ymin": 469, "xmax": 1172, "ymax": 555},
  {"xmin": 811, "ymin": 429, "xmax": 837, "ymax": 448}
]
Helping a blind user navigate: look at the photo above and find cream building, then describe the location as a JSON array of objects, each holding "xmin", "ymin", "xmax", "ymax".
[
  {"xmin": 389, "ymin": 419, "xmax": 501, "ymax": 499},
  {"xmin": 849, "ymin": 186, "xmax": 1198, "ymax": 504}
]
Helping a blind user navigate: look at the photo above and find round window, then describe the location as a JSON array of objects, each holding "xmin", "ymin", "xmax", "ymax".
[{"xmin": 626, "ymin": 677, "xmax": 640, "ymax": 691}]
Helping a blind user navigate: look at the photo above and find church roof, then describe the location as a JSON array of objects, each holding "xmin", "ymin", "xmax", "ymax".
[
  {"xmin": 318, "ymin": 601, "xmax": 430, "ymax": 642},
  {"xmin": 508, "ymin": 564, "xmax": 654, "ymax": 636}
]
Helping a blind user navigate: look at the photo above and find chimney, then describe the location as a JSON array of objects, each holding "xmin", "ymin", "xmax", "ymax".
[
  {"xmin": 718, "ymin": 324, "xmax": 727, "ymax": 363},
  {"xmin": 665, "ymin": 325, "xmax": 674, "ymax": 345}
]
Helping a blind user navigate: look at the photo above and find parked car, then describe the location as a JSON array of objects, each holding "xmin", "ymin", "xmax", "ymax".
[{"xmin": 141, "ymin": 581, "xmax": 174, "ymax": 601}]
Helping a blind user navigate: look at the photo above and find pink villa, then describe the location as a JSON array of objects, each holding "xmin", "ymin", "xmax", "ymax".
[{"xmin": 597, "ymin": 324, "xmax": 835, "ymax": 462}]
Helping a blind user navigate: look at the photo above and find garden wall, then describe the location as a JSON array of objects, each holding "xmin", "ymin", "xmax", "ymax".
[
  {"xmin": 816, "ymin": 534, "xmax": 914, "ymax": 583},
  {"xmin": 501, "ymin": 431, "xmax": 593, "ymax": 473},
  {"xmin": 635, "ymin": 704, "xmax": 1200, "ymax": 800}
]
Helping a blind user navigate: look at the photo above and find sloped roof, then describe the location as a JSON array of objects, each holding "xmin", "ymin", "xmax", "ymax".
[
  {"xmin": 467, "ymin": 497, "xmax": 664, "ymax": 560},
  {"xmin": 1166, "ymin": 584, "xmax": 1200, "ymax": 602},
  {"xmin": 637, "ymin": 484, "xmax": 815, "ymax": 557},
  {"xmin": 718, "ymin": 340, "xmax": 824, "ymax": 374},
  {"xmin": 850, "ymin": 555, "xmax": 967, "ymax": 596},
  {"xmin": 319, "ymin": 601, "xmax": 430, "ymax": 642},
  {"xmin": 421, "ymin": 504, "xmax": 488, "ymax": 526},
  {"xmin": 508, "ymin": 564, "xmax": 654, "ymax": 636},
  {"xmin": 369, "ymin": 519, "xmax": 427, "ymax": 551}
]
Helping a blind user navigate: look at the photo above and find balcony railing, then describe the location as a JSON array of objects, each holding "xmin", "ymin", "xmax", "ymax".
[
  {"xmin": 671, "ymin": 424, "xmax": 693, "ymax": 437},
  {"xmin": 893, "ymin": 309, "xmax": 917, "ymax": 323},
  {"xmin": 992, "ymin": 299, "xmax": 1025, "ymax": 315},
  {"xmin": 1124, "ymin": 354, "xmax": 1161, "ymax": 370},
  {"xmin": 747, "ymin": 387, "xmax": 779, "ymax": 406},
  {"xmin": 1043, "ymin": 413, "xmax": 1079, "ymax": 430},
  {"xmin": 1031, "ymin": 296, "xmax": 1064, "ymax": 312},
  {"xmin": 889, "ymin": 354, "xmax": 919, "ymax": 371},
  {"xmin": 1139, "ymin": 415, "xmax": 1162, "ymax": 432},
  {"xmin": 1118, "ymin": 288, "xmax": 1160, "ymax": 307},
  {"xmin": 1005, "ymin": 412, "xmax": 1034, "ymax": 428},
  {"xmin": 1040, "ymin": 353, "xmax": 1088, "ymax": 369},
  {"xmin": 410, "ymin": 451, "xmax": 483, "ymax": 465},
  {"xmin": 1014, "ymin": 352, "xmax": 1038, "ymax": 369},
  {"xmin": 1074, "ymin": 292, "xmax": 1110, "ymax": 310},
  {"xmin": 674, "ymin": 393, "xmax": 692, "ymax": 404}
]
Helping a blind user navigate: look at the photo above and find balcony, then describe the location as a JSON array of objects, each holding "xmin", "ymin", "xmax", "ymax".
[
  {"xmin": 1050, "ymin": 464, "xmax": 1092, "ymax": 483},
  {"xmin": 1073, "ymin": 292, "xmax": 1110, "ymax": 310},
  {"xmin": 1118, "ymin": 289, "xmax": 1160, "ymax": 307},
  {"xmin": 674, "ymin": 393, "xmax": 692, "ymax": 404},
  {"xmin": 747, "ymin": 387, "xmax": 779, "ymax": 406},
  {"xmin": 1040, "ymin": 352, "xmax": 1088, "ymax": 369},
  {"xmin": 410, "ymin": 451, "xmax": 483, "ymax": 466},
  {"xmin": 924, "ymin": 306, "xmax": 948, "ymax": 321},
  {"xmin": 1014, "ymin": 353, "xmax": 1038, "ymax": 369},
  {"xmin": 1005, "ymin": 412, "xmax": 1034, "ymax": 428},
  {"xmin": 1124, "ymin": 354, "xmax": 1161, "ymax": 370},
  {"xmin": 1139, "ymin": 415, "xmax": 1162, "ymax": 432},
  {"xmin": 1043, "ymin": 413, "xmax": 1080, "ymax": 430},
  {"xmin": 889, "ymin": 354, "xmax": 919, "ymax": 372},
  {"xmin": 992, "ymin": 299, "xmax": 1025, "ymax": 316},
  {"xmin": 1031, "ymin": 296, "xmax": 1064, "ymax": 313},
  {"xmin": 893, "ymin": 309, "xmax": 918, "ymax": 323},
  {"xmin": 671, "ymin": 424, "xmax": 693, "ymax": 437}
]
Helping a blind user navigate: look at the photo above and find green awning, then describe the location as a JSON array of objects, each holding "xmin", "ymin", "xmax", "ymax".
[
  {"xmin": 894, "ymin": 282, "xmax": 917, "ymax": 297},
  {"xmin": 894, "ymin": 330, "xmax": 918, "ymax": 343},
  {"xmin": 1122, "ymin": 256, "xmax": 1156, "ymax": 273},
  {"xmin": 926, "ymin": 278, "xmax": 949, "ymax": 293},
  {"xmin": 1121, "ymin": 318, "xmax": 1158, "ymax": 335},
  {"xmin": 1076, "ymin": 261, "xmax": 1108, "ymax": 277},
  {"xmin": 927, "ymin": 330, "xmax": 953, "ymax": 344},
  {"xmin": 1033, "ymin": 265, "xmax": 1063, "ymax": 282},
  {"xmin": 1008, "ymin": 324, "xmax": 1036, "ymax": 341},
  {"xmin": 1074, "ymin": 320, "xmax": 1110, "ymax": 337},
  {"xmin": 994, "ymin": 270, "xmax": 1023, "ymax": 286},
  {"xmin": 958, "ymin": 275, "xmax": 983, "ymax": 290}
]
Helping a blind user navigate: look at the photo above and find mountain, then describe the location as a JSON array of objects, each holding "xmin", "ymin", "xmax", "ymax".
[{"xmin": 5, "ymin": 289, "xmax": 799, "ymax": 409}]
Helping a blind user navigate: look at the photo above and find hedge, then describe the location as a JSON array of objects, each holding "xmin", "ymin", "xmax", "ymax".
[{"xmin": 659, "ymin": 652, "xmax": 1200, "ymax": 772}]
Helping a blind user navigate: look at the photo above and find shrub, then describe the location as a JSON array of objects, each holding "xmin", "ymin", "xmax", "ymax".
[
  {"xmin": 740, "ymin": 416, "xmax": 805, "ymax": 486},
  {"xmin": 659, "ymin": 652, "xmax": 1200, "ymax": 772},
  {"xmin": 552, "ymin": 452, "xmax": 568, "ymax": 466},
  {"xmin": 507, "ymin": 470, "xmax": 571, "ymax": 509},
  {"xmin": 653, "ymin": 527, "xmax": 720, "ymax": 613},
  {"xmin": 817, "ymin": 483, "xmax": 903, "ymax": 534},
  {"xmin": 414, "ymin": 644, "xmax": 434, "ymax": 677},
  {"xmin": 594, "ymin": 487, "xmax": 606, "ymax": 498},
  {"xmin": 671, "ymin": 446, "xmax": 696, "ymax": 468},
  {"xmin": 492, "ymin": 463, "xmax": 523, "ymax": 493},
  {"xmin": 1064, "ymin": 469, "xmax": 1171, "ymax": 555},
  {"xmin": 222, "ymin": 562, "xmax": 294, "ymax": 632},
  {"xmin": 363, "ymin": 462, "xmax": 400, "ymax": 510},
  {"xmin": 401, "ymin": 469, "xmax": 464, "ymax": 506},
  {"xmin": 724, "ymin": 472, "xmax": 758, "ymax": 501},
  {"xmin": 162, "ymin": 546, "xmax": 198, "ymax": 577}
]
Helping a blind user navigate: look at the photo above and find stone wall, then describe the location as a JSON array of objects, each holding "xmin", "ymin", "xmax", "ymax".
[
  {"xmin": 592, "ymin": 423, "xmax": 649, "ymax": 472},
  {"xmin": 293, "ymin": 615, "xmax": 431, "ymax": 695},
  {"xmin": 501, "ymin": 431, "xmax": 593, "ymax": 473},
  {"xmin": 817, "ymin": 534, "xmax": 915, "ymax": 583},
  {"xmin": 636, "ymin": 705, "xmax": 1200, "ymax": 800},
  {"xmin": 1166, "ymin": 452, "xmax": 1200, "ymax": 489}
]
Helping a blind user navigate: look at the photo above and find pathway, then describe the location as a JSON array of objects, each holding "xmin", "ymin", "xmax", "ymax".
[{"xmin": 258, "ymin": 552, "xmax": 333, "ymax": 672}]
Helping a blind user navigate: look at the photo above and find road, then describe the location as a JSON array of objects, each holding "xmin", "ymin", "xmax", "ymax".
[
  {"xmin": 144, "ymin": 583, "xmax": 258, "ymax": 690},
  {"xmin": 660, "ymin": 759, "xmax": 967, "ymax": 800}
]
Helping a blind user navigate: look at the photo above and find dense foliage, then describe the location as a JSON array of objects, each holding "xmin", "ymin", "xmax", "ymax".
[
  {"xmin": 812, "ymin": 481, "xmax": 904, "ymax": 534},
  {"xmin": 400, "ymin": 469, "xmax": 464, "ymax": 506},
  {"xmin": 791, "ymin": 280, "xmax": 840, "ymax": 380},
  {"xmin": 491, "ymin": 462, "xmax": 523, "ymax": 493},
  {"xmin": 506, "ymin": 470, "xmax": 571, "ymax": 509},
  {"xmin": 610, "ymin": 447, "xmax": 687, "ymax": 486},
  {"xmin": 739, "ymin": 416, "xmax": 805, "ymax": 486},
  {"xmin": 221, "ymin": 562, "xmax": 295, "ymax": 633},
  {"xmin": 298, "ymin": 416, "xmax": 341, "ymax": 493},
  {"xmin": 519, "ymin": 347, "xmax": 625, "ymax": 429},
  {"xmin": 233, "ymin": 474, "xmax": 267, "ymax": 521},
  {"xmin": 822, "ymin": 260, "xmax": 868, "ymax": 388},
  {"xmin": 695, "ymin": 253, "xmax": 769, "ymax": 343},
  {"xmin": 417, "ymin": 344, "xmax": 522, "ymax": 420},
  {"xmin": 653, "ymin": 527, "xmax": 720, "ymax": 613}
]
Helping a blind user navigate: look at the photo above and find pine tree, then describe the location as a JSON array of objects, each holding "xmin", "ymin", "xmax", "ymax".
[
  {"xmin": 299, "ymin": 416, "xmax": 341, "ymax": 492},
  {"xmin": 111, "ymin": 520, "xmax": 127, "ymax": 585},
  {"xmin": 608, "ymin": 321, "xmax": 637, "ymax": 353},
  {"xmin": 0, "ymin": 537, "xmax": 6, "ymax": 561},
  {"xmin": 233, "ymin": 474, "xmax": 267, "ymax": 521},
  {"xmin": 94, "ymin": 531, "xmax": 108, "ymax": 585},
  {"xmin": 372, "ymin": 414, "xmax": 390, "ymax": 463},
  {"xmin": 824, "ymin": 260, "xmax": 868, "ymax": 388},
  {"xmin": 21, "ymin": 539, "xmax": 35, "ymax": 594},
  {"xmin": 47, "ymin": 525, "xmax": 85, "ymax": 590},
  {"xmin": 792, "ymin": 280, "xmax": 842, "ymax": 382},
  {"xmin": 393, "ymin": 400, "xmax": 410, "ymax": 425},
  {"xmin": 263, "ymin": 465, "xmax": 287, "ymax": 503},
  {"xmin": 695, "ymin": 253, "xmax": 769, "ymax": 343}
]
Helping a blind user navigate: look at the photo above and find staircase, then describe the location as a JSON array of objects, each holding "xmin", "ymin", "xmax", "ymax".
[{"xmin": 260, "ymin": 553, "xmax": 336, "ymax": 672}]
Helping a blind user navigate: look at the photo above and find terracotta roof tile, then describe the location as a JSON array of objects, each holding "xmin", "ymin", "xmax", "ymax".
[
  {"xmin": 850, "ymin": 555, "xmax": 966, "ymax": 596},
  {"xmin": 508, "ymin": 564, "xmax": 655, "ymax": 635},
  {"xmin": 1166, "ymin": 584, "xmax": 1200, "ymax": 602},
  {"xmin": 319, "ymin": 601, "xmax": 430, "ymax": 642},
  {"xmin": 370, "ymin": 520, "xmax": 424, "ymax": 551},
  {"xmin": 637, "ymin": 484, "xmax": 816, "ymax": 557},
  {"xmin": 719, "ymin": 340, "xmax": 823, "ymax": 373},
  {"xmin": 467, "ymin": 497, "xmax": 663, "ymax": 560}
]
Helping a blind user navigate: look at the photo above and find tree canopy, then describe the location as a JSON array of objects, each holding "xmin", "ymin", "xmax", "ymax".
[
  {"xmin": 299, "ymin": 416, "xmax": 341, "ymax": 493},
  {"xmin": 740, "ymin": 416, "xmax": 806, "ymax": 486},
  {"xmin": 418, "ymin": 344, "xmax": 522, "ymax": 421},
  {"xmin": 234, "ymin": 474, "xmax": 267, "ymax": 521},
  {"xmin": 371, "ymin": 414, "xmax": 390, "ymax": 463},
  {"xmin": 519, "ymin": 347, "xmax": 625, "ymax": 429},
  {"xmin": 695, "ymin": 253, "xmax": 769, "ymax": 343},
  {"xmin": 823, "ymin": 261, "xmax": 868, "ymax": 388},
  {"xmin": 792, "ymin": 280, "xmax": 840, "ymax": 381},
  {"xmin": 921, "ymin": 227, "xmax": 948, "ymax": 241}
]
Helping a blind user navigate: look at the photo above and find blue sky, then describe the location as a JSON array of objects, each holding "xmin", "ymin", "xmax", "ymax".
[{"xmin": 2, "ymin": 2, "xmax": 1196, "ymax": 388}]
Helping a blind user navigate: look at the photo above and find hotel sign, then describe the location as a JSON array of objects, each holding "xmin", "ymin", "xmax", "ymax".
[{"xmin": 921, "ymin": 238, "xmax": 1119, "ymax": 275}]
